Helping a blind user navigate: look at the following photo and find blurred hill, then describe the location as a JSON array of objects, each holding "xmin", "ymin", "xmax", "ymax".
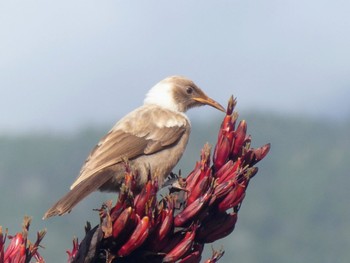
[{"xmin": 0, "ymin": 112, "xmax": 349, "ymax": 263}]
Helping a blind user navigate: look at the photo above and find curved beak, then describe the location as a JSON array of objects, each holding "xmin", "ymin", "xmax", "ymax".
[{"xmin": 193, "ymin": 96, "xmax": 225, "ymax": 112}]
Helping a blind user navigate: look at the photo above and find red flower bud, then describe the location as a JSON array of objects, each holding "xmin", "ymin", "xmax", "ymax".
[
  {"xmin": 187, "ymin": 169, "xmax": 211, "ymax": 205},
  {"xmin": 216, "ymin": 160, "xmax": 240, "ymax": 184},
  {"xmin": 4, "ymin": 233, "xmax": 25, "ymax": 262},
  {"xmin": 178, "ymin": 243, "xmax": 204, "ymax": 263},
  {"xmin": 118, "ymin": 216, "xmax": 150, "ymax": 257},
  {"xmin": 251, "ymin": 143, "xmax": 271, "ymax": 166},
  {"xmin": 112, "ymin": 207, "xmax": 133, "ymax": 238},
  {"xmin": 213, "ymin": 132, "xmax": 234, "ymax": 170},
  {"xmin": 215, "ymin": 160, "xmax": 234, "ymax": 178},
  {"xmin": 163, "ymin": 224, "xmax": 198, "ymax": 263},
  {"xmin": 213, "ymin": 179, "xmax": 236, "ymax": 200},
  {"xmin": 66, "ymin": 238, "xmax": 79, "ymax": 263},
  {"xmin": 217, "ymin": 183, "xmax": 246, "ymax": 212},
  {"xmin": 174, "ymin": 186, "xmax": 212, "ymax": 227},
  {"xmin": 134, "ymin": 179, "xmax": 158, "ymax": 217},
  {"xmin": 153, "ymin": 197, "xmax": 175, "ymax": 242},
  {"xmin": 231, "ymin": 120, "xmax": 247, "ymax": 158},
  {"xmin": 197, "ymin": 212, "xmax": 237, "ymax": 243},
  {"xmin": 185, "ymin": 166, "xmax": 201, "ymax": 192}
]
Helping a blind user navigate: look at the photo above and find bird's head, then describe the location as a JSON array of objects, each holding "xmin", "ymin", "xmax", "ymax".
[{"xmin": 144, "ymin": 76, "xmax": 225, "ymax": 113}]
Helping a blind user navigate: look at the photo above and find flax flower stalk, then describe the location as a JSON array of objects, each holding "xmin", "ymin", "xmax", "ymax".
[{"xmin": 68, "ymin": 96, "xmax": 270, "ymax": 263}]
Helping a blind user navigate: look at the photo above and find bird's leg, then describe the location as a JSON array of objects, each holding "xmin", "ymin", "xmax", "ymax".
[{"xmin": 163, "ymin": 170, "xmax": 187, "ymax": 192}]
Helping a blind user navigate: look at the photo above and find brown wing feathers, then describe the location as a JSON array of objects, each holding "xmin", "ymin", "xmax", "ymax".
[
  {"xmin": 43, "ymin": 107, "xmax": 188, "ymax": 219},
  {"xmin": 72, "ymin": 131, "xmax": 150, "ymax": 189}
]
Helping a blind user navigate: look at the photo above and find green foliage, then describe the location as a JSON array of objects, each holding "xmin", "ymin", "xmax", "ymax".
[{"xmin": 0, "ymin": 113, "xmax": 349, "ymax": 263}]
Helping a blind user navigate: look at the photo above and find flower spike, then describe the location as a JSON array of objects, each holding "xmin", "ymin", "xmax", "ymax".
[{"xmin": 67, "ymin": 95, "xmax": 270, "ymax": 263}]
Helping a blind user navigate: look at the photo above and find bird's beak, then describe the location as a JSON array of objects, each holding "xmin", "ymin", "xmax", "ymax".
[{"xmin": 193, "ymin": 96, "xmax": 225, "ymax": 112}]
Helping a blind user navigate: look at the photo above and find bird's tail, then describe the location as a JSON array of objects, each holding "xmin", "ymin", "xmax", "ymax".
[{"xmin": 43, "ymin": 172, "xmax": 114, "ymax": 219}]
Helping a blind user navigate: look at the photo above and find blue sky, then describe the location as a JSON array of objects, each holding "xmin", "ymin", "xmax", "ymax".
[{"xmin": 1, "ymin": 0, "xmax": 349, "ymax": 133}]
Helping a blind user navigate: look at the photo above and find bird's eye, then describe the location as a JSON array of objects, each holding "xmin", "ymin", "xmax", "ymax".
[{"xmin": 186, "ymin": 87, "xmax": 193, "ymax": 95}]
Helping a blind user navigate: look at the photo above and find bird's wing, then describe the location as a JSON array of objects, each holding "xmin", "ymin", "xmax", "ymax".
[{"xmin": 70, "ymin": 107, "xmax": 188, "ymax": 189}]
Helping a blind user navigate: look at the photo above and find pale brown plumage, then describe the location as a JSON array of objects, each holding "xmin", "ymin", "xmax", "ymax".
[{"xmin": 43, "ymin": 76, "xmax": 224, "ymax": 219}]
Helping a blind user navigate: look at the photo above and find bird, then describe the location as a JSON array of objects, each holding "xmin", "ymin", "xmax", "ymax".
[{"xmin": 43, "ymin": 76, "xmax": 225, "ymax": 219}]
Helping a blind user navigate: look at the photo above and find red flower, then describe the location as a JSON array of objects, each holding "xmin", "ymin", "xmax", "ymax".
[{"xmin": 0, "ymin": 217, "xmax": 46, "ymax": 263}]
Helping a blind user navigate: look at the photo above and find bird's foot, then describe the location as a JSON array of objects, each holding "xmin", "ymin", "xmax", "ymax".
[{"xmin": 163, "ymin": 171, "xmax": 187, "ymax": 193}]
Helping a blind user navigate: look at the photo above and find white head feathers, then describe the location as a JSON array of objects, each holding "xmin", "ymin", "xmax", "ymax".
[{"xmin": 144, "ymin": 77, "xmax": 180, "ymax": 112}]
